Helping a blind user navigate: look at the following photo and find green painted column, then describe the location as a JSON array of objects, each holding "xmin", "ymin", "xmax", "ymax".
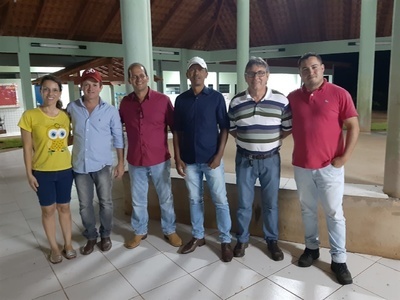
[
  {"xmin": 236, "ymin": 0, "xmax": 249, "ymax": 93},
  {"xmin": 67, "ymin": 81, "xmax": 79, "ymax": 103},
  {"xmin": 17, "ymin": 40, "xmax": 34, "ymax": 110},
  {"xmin": 180, "ymin": 49, "xmax": 188, "ymax": 93},
  {"xmin": 357, "ymin": 0, "xmax": 377, "ymax": 132},
  {"xmin": 383, "ymin": 0, "xmax": 400, "ymax": 197},
  {"xmin": 120, "ymin": 0, "xmax": 154, "ymax": 94}
]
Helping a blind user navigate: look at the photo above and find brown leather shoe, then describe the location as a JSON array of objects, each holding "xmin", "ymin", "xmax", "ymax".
[
  {"xmin": 100, "ymin": 237, "xmax": 112, "ymax": 252},
  {"xmin": 164, "ymin": 232, "xmax": 182, "ymax": 247},
  {"xmin": 181, "ymin": 237, "xmax": 206, "ymax": 254},
  {"xmin": 221, "ymin": 243, "xmax": 233, "ymax": 262},
  {"xmin": 233, "ymin": 242, "xmax": 248, "ymax": 257},
  {"xmin": 267, "ymin": 240, "xmax": 284, "ymax": 261},
  {"xmin": 124, "ymin": 234, "xmax": 147, "ymax": 249},
  {"xmin": 81, "ymin": 239, "xmax": 97, "ymax": 255}
]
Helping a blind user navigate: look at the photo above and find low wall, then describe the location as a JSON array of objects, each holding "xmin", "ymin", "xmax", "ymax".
[{"xmin": 122, "ymin": 173, "xmax": 400, "ymax": 259}]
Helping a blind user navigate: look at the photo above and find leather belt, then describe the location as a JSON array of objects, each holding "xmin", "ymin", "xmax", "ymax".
[{"xmin": 237, "ymin": 147, "xmax": 280, "ymax": 159}]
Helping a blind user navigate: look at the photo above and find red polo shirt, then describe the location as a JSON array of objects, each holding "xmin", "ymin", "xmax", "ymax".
[
  {"xmin": 287, "ymin": 80, "xmax": 358, "ymax": 169},
  {"xmin": 119, "ymin": 88, "xmax": 174, "ymax": 167}
]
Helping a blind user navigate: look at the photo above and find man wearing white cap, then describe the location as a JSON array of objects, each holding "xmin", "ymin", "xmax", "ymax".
[
  {"xmin": 67, "ymin": 68, "xmax": 124, "ymax": 255},
  {"xmin": 173, "ymin": 56, "xmax": 233, "ymax": 262}
]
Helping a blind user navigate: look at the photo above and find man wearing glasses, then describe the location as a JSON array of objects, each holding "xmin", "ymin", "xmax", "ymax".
[
  {"xmin": 173, "ymin": 56, "xmax": 233, "ymax": 262},
  {"xmin": 288, "ymin": 53, "xmax": 359, "ymax": 285},
  {"xmin": 119, "ymin": 63, "xmax": 182, "ymax": 249},
  {"xmin": 228, "ymin": 57, "xmax": 292, "ymax": 261}
]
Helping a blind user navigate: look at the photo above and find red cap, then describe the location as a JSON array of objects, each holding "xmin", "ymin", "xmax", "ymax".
[{"xmin": 81, "ymin": 68, "xmax": 102, "ymax": 84}]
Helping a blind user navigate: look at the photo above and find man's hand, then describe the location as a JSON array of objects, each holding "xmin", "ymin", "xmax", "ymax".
[
  {"xmin": 175, "ymin": 159, "xmax": 186, "ymax": 177},
  {"xmin": 208, "ymin": 155, "xmax": 222, "ymax": 169},
  {"xmin": 114, "ymin": 162, "xmax": 125, "ymax": 179}
]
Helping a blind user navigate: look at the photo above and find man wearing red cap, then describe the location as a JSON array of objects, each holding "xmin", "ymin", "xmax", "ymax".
[{"xmin": 67, "ymin": 68, "xmax": 124, "ymax": 255}]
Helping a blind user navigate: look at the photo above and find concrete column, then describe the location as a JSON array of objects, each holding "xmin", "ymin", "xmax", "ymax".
[
  {"xmin": 17, "ymin": 44, "xmax": 34, "ymax": 110},
  {"xmin": 383, "ymin": 0, "xmax": 400, "ymax": 197},
  {"xmin": 236, "ymin": 0, "xmax": 250, "ymax": 93},
  {"xmin": 110, "ymin": 84, "xmax": 115, "ymax": 106},
  {"xmin": 154, "ymin": 59, "xmax": 163, "ymax": 92},
  {"xmin": 120, "ymin": 0, "xmax": 154, "ymax": 94},
  {"xmin": 357, "ymin": 0, "xmax": 377, "ymax": 132},
  {"xmin": 67, "ymin": 81, "xmax": 78, "ymax": 103},
  {"xmin": 216, "ymin": 70, "xmax": 220, "ymax": 92},
  {"xmin": 180, "ymin": 49, "xmax": 188, "ymax": 93}
]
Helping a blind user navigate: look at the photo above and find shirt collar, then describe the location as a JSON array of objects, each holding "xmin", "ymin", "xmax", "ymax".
[
  {"xmin": 189, "ymin": 86, "xmax": 211, "ymax": 96},
  {"xmin": 301, "ymin": 78, "xmax": 327, "ymax": 93},
  {"xmin": 79, "ymin": 96, "xmax": 105, "ymax": 106},
  {"xmin": 132, "ymin": 87, "xmax": 151, "ymax": 102}
]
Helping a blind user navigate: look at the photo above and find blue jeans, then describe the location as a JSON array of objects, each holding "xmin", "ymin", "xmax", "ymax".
[
  {"xmin": 184, "ymin": 162, "xmax": 231, "ymax": 243},
  {"xmin": 235, "ymin": 152, "xmax": 281, "ymax": 243},
  {"xmin": 128, "ymin": 159, "xmax": 176, "ymax": 235},
  {"xmin": 74, "ymin": 166, "xmax": 113, "ymax": 240},
  {"xmin": 294, "ymin": 165, "xmax": 347, "ymax": 263}
]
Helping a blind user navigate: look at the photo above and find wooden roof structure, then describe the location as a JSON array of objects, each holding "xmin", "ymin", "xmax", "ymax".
[{"xmin": 0, "ymin": 0, "xmax": 395, "ymax": 83}]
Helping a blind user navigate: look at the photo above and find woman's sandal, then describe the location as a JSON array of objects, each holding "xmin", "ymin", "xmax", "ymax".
[
  {"xmin": 49, "ymin": 251, "xmax": 63, "ymax": 264},
  {"xmin": 62, "ymin": 247, "xmax": 77, "ymax": 259}
]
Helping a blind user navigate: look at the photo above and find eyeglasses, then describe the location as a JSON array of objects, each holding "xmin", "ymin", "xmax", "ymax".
[
  {"xmin": 245, "ymin": 71, "xmax": 267, "ymax": 78},
  {"xmin": 131, "ymin": 74, "xmax": 147, "ymax": 81}
]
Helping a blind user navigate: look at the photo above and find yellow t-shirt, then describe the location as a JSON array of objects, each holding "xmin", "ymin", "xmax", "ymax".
[{"xmin": 18, "ymin": 108, "xmax": 72, "ymax": 171}]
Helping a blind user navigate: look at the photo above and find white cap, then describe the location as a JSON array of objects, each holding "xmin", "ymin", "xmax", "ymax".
[{"xmin": 187, "ymin": 56, "xmax": 208, "ymax": 70}]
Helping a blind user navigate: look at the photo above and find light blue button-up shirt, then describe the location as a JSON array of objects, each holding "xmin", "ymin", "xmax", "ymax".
[{"xmin": 67, "ymin": 97, "xmax": 124, "ymax": 174}]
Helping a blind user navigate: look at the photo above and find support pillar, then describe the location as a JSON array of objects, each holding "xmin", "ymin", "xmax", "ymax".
[
  {"xmin": 357, "ymin": 0, "xmax": 377, "ymax": 132},
  {"xmin": 17, "ymin": 41, "xmax": 34, "ymax": 110},
  {"xmin": 383, "ymin": 0, "xmax": 400, "ymax": 197},
  {"xmin": 120, "ymin": 0, "xmax": 154, "ymax": 94},
  {"xmin": 236, "ymin": 0, "xmax": 250, "ymax": 93}
]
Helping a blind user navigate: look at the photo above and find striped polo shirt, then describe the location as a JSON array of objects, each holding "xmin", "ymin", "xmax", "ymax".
[{"xmin": 228, "ymin": 88, "xmax": 292, "ymax": 153}]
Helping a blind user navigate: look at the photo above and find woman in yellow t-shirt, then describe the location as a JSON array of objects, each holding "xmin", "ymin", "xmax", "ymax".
[{"xmin": 18, "ymin": 75, "xmax": 76, "ymax": 264}]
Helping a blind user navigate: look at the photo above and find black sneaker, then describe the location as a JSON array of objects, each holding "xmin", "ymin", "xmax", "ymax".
[
  {"xmin": 331, "ymin": 261, "xmax": 353, "ymax": 285},
  {"xmin": 298, "ymin": 248, "xmax": 320, "ymax": 267}
]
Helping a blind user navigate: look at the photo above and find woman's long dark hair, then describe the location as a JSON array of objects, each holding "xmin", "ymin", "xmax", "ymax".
[{"xmin": 40, "ymin": 75, "xmax": 63, "ymax": 109}]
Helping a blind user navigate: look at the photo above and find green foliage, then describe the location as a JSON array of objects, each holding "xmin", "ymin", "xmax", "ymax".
[
  {"xmin": 371, "ymin": 122, "xmax": 387, "ymax": 131},
  {"xmin": 0, "ymin": 137, "xmax": 23, "ymax": 150}
]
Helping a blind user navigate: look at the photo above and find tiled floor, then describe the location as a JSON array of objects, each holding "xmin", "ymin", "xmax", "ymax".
[{"xmin": 0, "ymin": 149, "xmax": 399, "ymax": 300}]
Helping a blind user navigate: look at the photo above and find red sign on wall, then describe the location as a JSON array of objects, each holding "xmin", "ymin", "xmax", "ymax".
[{"xmin": 0, "ymin": 84, "xmax": 19, "ymax": 107}]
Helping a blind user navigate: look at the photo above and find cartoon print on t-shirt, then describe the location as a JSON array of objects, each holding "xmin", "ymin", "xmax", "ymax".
[{"xmin": 47, "ymin": 123, "xmax": 68, "ymax": 153}]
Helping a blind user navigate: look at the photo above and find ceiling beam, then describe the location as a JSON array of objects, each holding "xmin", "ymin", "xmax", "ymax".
[
  {"xmin": 152, "ymin": 0, "xmax": 185, "ymax": 42},
  {"xmin": 176, "ymin": 1, "xmax": 217, "ymax": 48},
  {"xmin": 255, "ymin": 1, "xmax": 279, "ymax": 45},
  {"xmin": 96, "ymin": 2, "xmax": 120, "ymax": 42},
  {"xmin": 30, "ymin": 0, "xmax": 47, "ymax": 37},
  {"xmin": 67, "ymin": 1, "xmax": 91, "ymax": 40},
  {"xmin": 0, "ymin": 0, "xmax": 12, "ymax": 35},
  {"xmin": 206, "ymin": 0, "xmax": 225, "ymax": 51}
]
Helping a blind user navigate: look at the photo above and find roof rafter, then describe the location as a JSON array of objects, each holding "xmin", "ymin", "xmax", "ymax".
[
  {"xmin": 30, "ymin": 0, "xmax": 47, "ymax": 37},
  {"xmin": 67, "ymin": 0, "xmax": 91, "ymax": 40},
  {"xmin": 175, "ymin": 1, "xmax": 217, "ymax": 47},
  {"xmin": 206, "ymin": 0, "xmax": 225, "ymax": 51},
  {"xmin": 0, "ymin": 0, "xmax": 12, "ymax": 35},
  {"xmin": 152, "ymin": 0, "xmax": 185, "ymax": 42},
  {"xmin": 255, "ymin": 1, "xmax": 278, "ymax": 45},
  {"xmin": 96, "ymin": 1, "xmax": 120, "ymax": 42}
]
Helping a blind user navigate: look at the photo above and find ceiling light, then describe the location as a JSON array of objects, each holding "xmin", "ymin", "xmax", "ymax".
[
  {"xmin": 153, "ymin": 50, "xmax": 179, "ymax": 55},
  {"xmin": 250, "ymin": 48, "xmax": 285, "ymax": 54},
  {"xmin": 348, "ymin": 41, "xmax": 391, "ymax": 46},
  {"xmin": 30, "ymin": 42, "xmax": 87, "ymax": 50}
]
